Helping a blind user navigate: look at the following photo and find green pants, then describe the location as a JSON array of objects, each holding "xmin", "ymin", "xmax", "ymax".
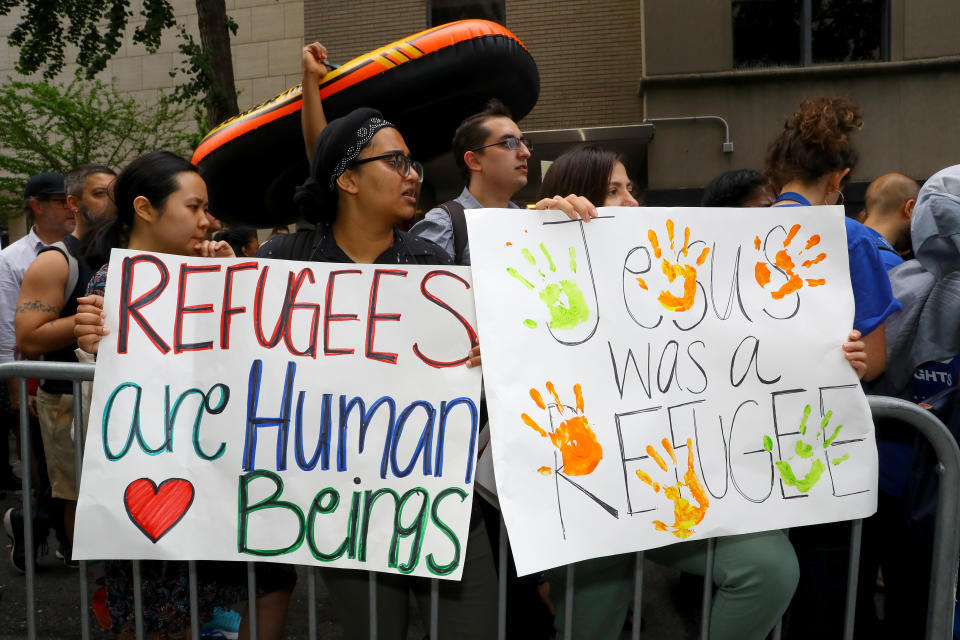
[{"xmin": 551, "ymin": 530, "xmax": 798, "ymax": 640}]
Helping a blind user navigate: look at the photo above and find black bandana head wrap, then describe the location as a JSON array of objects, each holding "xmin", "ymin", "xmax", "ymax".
[{"xmin": 294, "ymin": 107, "xmax": 394, "ymax": 224}]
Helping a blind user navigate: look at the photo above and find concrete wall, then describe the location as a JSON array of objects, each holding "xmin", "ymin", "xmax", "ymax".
[
  {"xmin": 642, "ymin": 69, "xmax": 960, "ymax": 191},
  {"xmin": 639, "ymin": 0, "xmax": 960, "ymax": 191},
  {"xmin": 0, "ymin": 0, "xmax": 305, "ymax": 132},
  {"xmin": 304, "ymin": 0, "xmax": 424, "ymax": 64},
  {"xmin": 644, "ymin": 0, "xmax": 730, "ymax": 75},
  {"xmin": 305, "ymin": 0, "xmax": 643, "ymax": 130},
  {"xmin": 505, "ymin": 0, "xmax": 643, "ymax": 129},
  {"xmin": 0, "ymin": 0, "xmax": 305, "ymax": 239}
]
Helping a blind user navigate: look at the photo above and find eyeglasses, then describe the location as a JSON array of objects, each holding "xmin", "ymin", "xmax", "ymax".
[
  {"xmin": 37, "ymin": 196, "xmax": 68, "ymax": 206},
  {"xmin": 470, "ymin": 135, "xmax": 533, "ymax": 153},
  {"xmin": 350, "ymin": 151, "xmax": 424, "ymax": 183}
]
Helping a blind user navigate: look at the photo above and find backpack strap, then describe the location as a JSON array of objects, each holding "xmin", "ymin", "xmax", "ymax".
[
  {"xmin": 48, "ymin": 241, "xmax": 79, "ymax": 305},
  {"xmin": 439, "ymin": 200, "xmax": 468, "ymax": 265}
]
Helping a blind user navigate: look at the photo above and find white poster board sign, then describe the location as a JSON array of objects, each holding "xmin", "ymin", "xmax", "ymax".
[
  {"xmin": 467, "ymin": 206, "xmax": 876, "ymax": 576},
  {"xmin": 74, "ymin": 250, "xmax": 481, "ymax": 580}
]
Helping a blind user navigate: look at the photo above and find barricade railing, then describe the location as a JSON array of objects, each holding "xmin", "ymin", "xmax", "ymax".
[{"xmin": 2, "ymin": 361, "xmax": 958, "ymax": 640}]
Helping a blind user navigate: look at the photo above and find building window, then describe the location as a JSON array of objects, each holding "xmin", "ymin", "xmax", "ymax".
[
  {"xmin": 733, "ymin": 0, "xmax": 889, "ymax": 69},
  {"xmin": 427, "ymin": 0, "xmax": 505, "ymax": 27}
]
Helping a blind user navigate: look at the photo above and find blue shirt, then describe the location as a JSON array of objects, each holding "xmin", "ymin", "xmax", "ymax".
[
  {"xmin": 862, "ymin": 225, "xmax": 903, "ymax": 272},
  {"xmin": 772, "ymin": 194, "xmax": 901, "ymax": 334},
  {"xmin": 409, "ymin": 187, "xmax": 520, "ymax": 265}
]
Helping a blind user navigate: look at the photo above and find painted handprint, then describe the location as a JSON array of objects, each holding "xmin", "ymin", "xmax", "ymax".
[
  {"xmin": 754, "ymin": 224, "xmax": 827, "ymax": 300},
  {"xmin": 635, "ymin": 437, "xmax": 709, "ymax": 539},
  {"xmin": 635, "ymin": 220, "xmax": 710, "ymax": 312},
  {"xmin": 520, "ymin": 382, "xmax": 602, "ymax": 476},
  {"xmin": 762, "ymin": 404, "xmax": 847, "ymax": 493},
  {"xmin": 508, "ymin": 243, "xmax": 589, "ymax": 330}
]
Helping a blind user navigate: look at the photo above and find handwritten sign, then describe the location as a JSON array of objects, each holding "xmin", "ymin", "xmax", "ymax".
[
  {"xmin": 467, "ymin": 206, "xmax": 877, "ymax": 576},
  {"xmin": 74, "ymin": 250, "xmax": 481, "ymax": 580}
]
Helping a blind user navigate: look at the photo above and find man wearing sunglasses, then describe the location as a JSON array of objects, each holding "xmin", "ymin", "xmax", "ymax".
[
  {"xmin": 411, "ymin": 99, "xmax": 531, "ymax": 265},
  {"xmin": 0, "ymin": 172, "xmax": 76, "ymax": 568}
]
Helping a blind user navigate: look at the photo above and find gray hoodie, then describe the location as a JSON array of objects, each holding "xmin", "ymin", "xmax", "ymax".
[{"xmin": 874, "ymin": 164, "xmax": 960, "ymax": 397}]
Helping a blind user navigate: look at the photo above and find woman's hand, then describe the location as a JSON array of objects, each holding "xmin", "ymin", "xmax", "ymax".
[
  {"xmin": 74, "ymin": 295, "xmax": 107, "ymax": 355},
  {"xmin": 465, "ymin": 344, "xmax": 481, "ymax": 369},
  {"xmin": 535, "ymin": 194, "xmax": 598, "ymax": 222},
  {"xmin": 302, "ymin": 42, "xmax": 329, "ymax": 81},
  {"xmin": 843, "ymin": 329, "xmax": 867, "ymax": 380},
  {"xmin": 194, "ymin": 239, "xmax": 235, "ymax": 258}
]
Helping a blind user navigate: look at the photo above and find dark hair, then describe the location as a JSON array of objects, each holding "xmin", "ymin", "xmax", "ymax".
[
  {"xmin": 764, "ymin": 97, "xmax": 862, "ymax": 191},
  {"xmin": 538, "ymin": 145, "xmax": 620, "ymax": 206},
  {"xmin": 701, "ymin": 169, "xmax": 770, "ymax": 206},
  {"xmin": 80, "ymin": 151, "xmax": 199, "ymax": 269},
  {"xmin": 294, "ymin": 108, "xmax": 390, "ymax": 225},
  {"xmin": 64, "ymin": 164, "xmax": 115, "ymax": 198},
  {"xmin": 452, "ymin": 98, "xmax": 514, "ymax": 184},
  {"xmin": 214, "ymin": 227, "xmax": 257, "ymax": 256}
]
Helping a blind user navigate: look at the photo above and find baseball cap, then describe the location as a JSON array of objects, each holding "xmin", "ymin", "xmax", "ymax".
[{"xmin": 24, "ymin": 172, "xmax": 66, "ymax": 199}]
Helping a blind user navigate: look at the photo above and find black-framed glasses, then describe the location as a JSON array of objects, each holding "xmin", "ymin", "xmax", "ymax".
[
  {"xmin": 470, "ymin": 135, "xmax": 533, "ymax": 153},
  {"xmin": 350, "ymin": 151, "xmax": 424, "ymax": 183}
]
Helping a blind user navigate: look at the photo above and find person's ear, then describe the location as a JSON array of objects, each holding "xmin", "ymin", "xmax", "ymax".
[
  {"xmin": 463, "ymin": 150, "xmax": 483, "ymax": 173},
  {"xmin": 27, "ymin": 197, "xmax": 43, "ymax": 217},
  {"xmin": 66, "ymin": 194, "xmax": 81, "ymax": 214},
  {"xmin": 834, "ymin": 168, "xmax": 852, "ymax": 191},
  {"xmin": 904, "ymin": 198, "xmax": 916, "ymax": 220},
  {"xmin": 132, "ymin": 195, "xmax": 156, "ymax": 224},
  {"xmin": 336, "ymin": 168, "xmax": 361, "ymax": 195}
]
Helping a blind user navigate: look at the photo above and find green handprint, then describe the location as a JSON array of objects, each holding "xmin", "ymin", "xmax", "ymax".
[
  {"xmin": 762, "ymin": 404, "xmax": 846, "ymax": 493},
  {"xmin": 507, "ymin": 243, "xmax": 589, "ymax": 330}
]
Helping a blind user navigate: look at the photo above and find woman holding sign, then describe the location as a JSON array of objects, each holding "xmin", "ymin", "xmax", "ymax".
[
  {"xmin": 256, "ymin": 107, "xmax": 495, "ymax": 639},
  {"xmin": 76, "ymin": 151, "xmax": 295, "ymax": 640},
  {"xmin": 765, "ymin": 97, "xmax": 902, "ymax": 638},
  {"xmin": 532, "ymin": 146, "xmax": 802, "ymax": 640}
]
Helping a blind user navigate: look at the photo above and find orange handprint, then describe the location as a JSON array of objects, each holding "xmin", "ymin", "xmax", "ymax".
[
  {"xmin": 754, "ymin": 224, "xmax": 827, "ymax": 300},
  {"xmin": 636, "ymin": 220, "xmax": 710, "ymax": 312},
  {"xmin": 520, "ymin": 382, "xmax": 602, "ymax": 476},
  {"xmin": 635, "ymin": 438, "xmax": 709, "ymax": 539}
]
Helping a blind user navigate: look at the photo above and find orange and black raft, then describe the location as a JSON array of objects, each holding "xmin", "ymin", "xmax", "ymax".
[{"xmin": 191, "ymin": 20, "xmax": 539, "ymax": 226}]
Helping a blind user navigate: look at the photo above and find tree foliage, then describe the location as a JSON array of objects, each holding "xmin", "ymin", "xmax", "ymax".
[
  {"xmin": 0, "ymin": 77, "xmax": 196, "ymax": 221},
  {"xmin": 0, "ymin": 0, "xmax": 240, "ymax": 129},
  {"xmin": 1, "ymin": 0, "xmax": 174, "ymax": 79}
]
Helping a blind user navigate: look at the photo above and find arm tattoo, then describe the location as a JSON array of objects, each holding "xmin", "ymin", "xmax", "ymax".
[{"xmin": 17, "ymin": 299, "xmax": 60, "ymax": 314}]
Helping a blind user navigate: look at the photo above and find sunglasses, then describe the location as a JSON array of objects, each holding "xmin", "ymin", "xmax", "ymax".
[
  {"xmin": 470, "ymin": 135, "xmax": 533, "ymax": 153},
  {"xmin": 351, "ymin": 151, "xmax": 424, "ymax": 183}
]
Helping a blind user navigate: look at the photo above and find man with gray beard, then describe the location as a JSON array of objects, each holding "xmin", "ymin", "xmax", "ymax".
[{"xmin": 5, "ymin": 164, "xmax": 115, "ymax": 571}]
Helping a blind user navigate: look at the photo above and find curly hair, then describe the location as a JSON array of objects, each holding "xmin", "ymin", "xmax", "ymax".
[{"xmin": 764, "ymin": 97, "xmax": 863, "ymax": 190}]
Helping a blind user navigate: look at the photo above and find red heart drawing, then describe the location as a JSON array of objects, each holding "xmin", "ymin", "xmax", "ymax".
[{"xmin": 124, "ymin": 478, "xmax": 195, "ymax": 543}]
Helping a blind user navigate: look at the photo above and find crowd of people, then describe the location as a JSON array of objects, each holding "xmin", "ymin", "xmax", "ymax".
[{"xmin": 0, "ymin": 41, "xmax": 956, "ymax": 640}]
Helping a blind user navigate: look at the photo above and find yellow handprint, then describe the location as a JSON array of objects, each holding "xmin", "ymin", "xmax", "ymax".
[
  {"xmin": 635, "ymin": 437, "xmax": 709, "ymax": 539},
  {"xmin": 636, "ymin": 220, "xmax": 710, "ymax": 312}
]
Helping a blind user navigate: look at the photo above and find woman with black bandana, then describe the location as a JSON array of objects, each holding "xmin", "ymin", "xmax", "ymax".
[{"xmin": 258, "ymin": 107, "xmax": 495, "ymax": 640}]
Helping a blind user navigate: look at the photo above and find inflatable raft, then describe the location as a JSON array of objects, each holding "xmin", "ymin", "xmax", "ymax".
[{"xmin": 192, "ymin": 20, "xmax": 540, "ymax": 225}]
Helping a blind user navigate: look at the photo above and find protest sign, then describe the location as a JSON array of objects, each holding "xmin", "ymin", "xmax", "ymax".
[
  {"xmin": 467, "ymin": 206, "xmax": 877, "ymax": 576},
  {"xmin": 74, "ymin": 250, "xmax": 481, "ymax": 580}
]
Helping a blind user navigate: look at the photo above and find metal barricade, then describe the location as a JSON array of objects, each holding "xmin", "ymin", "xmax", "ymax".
[{"xmin": 3, "ymin": 358, "xmax": 958, "ymax": 640}]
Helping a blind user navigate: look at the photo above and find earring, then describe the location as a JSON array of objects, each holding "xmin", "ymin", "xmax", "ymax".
[{"xmin": 826, "ymin": 190, "xmax": 846, "ymax": 206}]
